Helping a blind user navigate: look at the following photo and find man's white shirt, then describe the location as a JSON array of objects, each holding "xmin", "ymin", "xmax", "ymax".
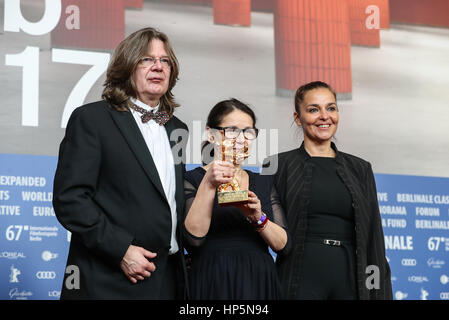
[{"xmin": 130, "ymin": 97, "xmax": 179, "ymax": 254}]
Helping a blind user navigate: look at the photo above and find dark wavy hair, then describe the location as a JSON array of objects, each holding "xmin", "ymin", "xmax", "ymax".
[
  {"xmin": 201, "ymin": 98, "xmax": 257, "ymax": 165},
  {"xmin": 102, "ymin": 27, "xmax": 180, "ymax": 115},
  {"xmin": 294, "ymin": 81, "xmax": 337, "ymax": 114}
]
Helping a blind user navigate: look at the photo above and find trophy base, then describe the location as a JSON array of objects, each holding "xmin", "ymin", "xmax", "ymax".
[{"xmin": 217, "ymin": 190, "xmax": 248, "ymax": 206}]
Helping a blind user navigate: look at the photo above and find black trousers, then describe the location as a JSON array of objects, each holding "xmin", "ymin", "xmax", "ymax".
[
  {"xmin": 297, "ymin": 238, "xmax": 358, "ymax": 300},
  {"xmin": 158, "ymin": 253, "xmax": 180, "ymax": 299}
]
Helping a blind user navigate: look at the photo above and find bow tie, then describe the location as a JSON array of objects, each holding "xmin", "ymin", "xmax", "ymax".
[{"xmin": 129, "ymin": 104, "xmax": 171, "ymax": 125}]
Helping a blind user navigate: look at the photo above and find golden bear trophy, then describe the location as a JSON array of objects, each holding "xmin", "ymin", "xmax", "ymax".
[{"xmin": 217, "ymin": 139, "xmax": 249, "ymax": 206}]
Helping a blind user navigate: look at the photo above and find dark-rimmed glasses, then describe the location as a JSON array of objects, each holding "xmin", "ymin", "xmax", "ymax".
[{"xmin": 212, "ymin": 126, "xmax": 259, "ymax": 140}]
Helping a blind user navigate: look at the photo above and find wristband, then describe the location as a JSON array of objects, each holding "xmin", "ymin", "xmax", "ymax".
[
  {"xmin": 251, "ymin": 213, "xmax": 268, "ymax": 230},
  {"xmin": 255, "ymin": 221, "xmax": 268, "ymax": 232}
]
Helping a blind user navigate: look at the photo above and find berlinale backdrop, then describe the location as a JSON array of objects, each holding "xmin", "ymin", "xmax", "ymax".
[{"xmin": 1, "ymin": 0, "xmax": 449, "ymax": 300}]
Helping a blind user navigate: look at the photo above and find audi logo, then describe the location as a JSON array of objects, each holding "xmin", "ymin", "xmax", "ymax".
[
  {"xmin": 440, "ymin": 292, "xmax": 449, "ymax": 300},
  {"xmin": 36, "ymin": 271, "xmax": 56, "ymax": 280},
  {"xmin": 401, "ymin": 258, "xmax": 417, "ymax": 266}
]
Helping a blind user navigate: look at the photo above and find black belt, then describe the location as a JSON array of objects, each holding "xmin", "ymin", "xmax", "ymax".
[
  {"xmin": 323, "ymin": 239, "xmax": 342, "ymax": 246},
  {"xmin": 305, "ymin": 235, "xmax": 357, "ymax": 277},
  {"xmin": 305, "ymin": 236, "xmax": 354, "ymax": 247}
]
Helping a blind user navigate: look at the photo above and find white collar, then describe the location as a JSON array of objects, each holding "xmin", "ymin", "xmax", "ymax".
[{"xmin": 130, "ymin": 97, "xmax": 159, "ymax": 113}]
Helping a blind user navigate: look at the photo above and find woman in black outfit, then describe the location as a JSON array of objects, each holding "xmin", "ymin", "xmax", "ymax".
[
  {"xmin": 264, "ymin": 81, "xmax": 392, "ymax": 300},
  {"xmin": 183, "ymin": 99, "xmax": 291, "ymax": 299}
]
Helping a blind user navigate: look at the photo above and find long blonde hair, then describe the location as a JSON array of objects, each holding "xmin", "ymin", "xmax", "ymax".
[{"xmin": 102, "ymin": 27, "xmax": 180, "ymax": 114}]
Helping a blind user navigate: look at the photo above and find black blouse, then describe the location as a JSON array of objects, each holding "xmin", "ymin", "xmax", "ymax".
[
  {"xmin": 183, "ymin": 166, "xmax": 291, "ymax": 258},
  {"xmin": 308, "ymin": 157, "xmax": 355, "ymax": 241}
]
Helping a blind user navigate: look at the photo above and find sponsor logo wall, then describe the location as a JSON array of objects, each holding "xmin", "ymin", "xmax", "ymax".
[
  {"xmin": 1, "ymin": 155, "xmax": 448, "ymax": 300},
  {"xmin": 0, "ymin": 154, "xmax": 67, "ymax": 300},
  {"xmin": 376, "ymin": 173, "xmax": 449, "ymax": 300}
]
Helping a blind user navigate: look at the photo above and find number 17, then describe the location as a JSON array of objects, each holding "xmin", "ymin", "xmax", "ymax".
[{"xmin": 5, "ymin": 46, "xmax": 110, "ymax": 128}]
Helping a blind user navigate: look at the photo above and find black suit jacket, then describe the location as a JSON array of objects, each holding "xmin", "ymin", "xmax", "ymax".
[
  {"xmin": 263, "ymin": 142, "xmax": 393, "ymax": 300},
  {"xmin": 53, "ymin": 100, "xmax": 189, "ymax": 299}
]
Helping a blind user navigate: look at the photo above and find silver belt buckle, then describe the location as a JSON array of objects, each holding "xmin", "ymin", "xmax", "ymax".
[{"xmin": 324, "ymin": 239, "xmax": 341, "ymax": 246}]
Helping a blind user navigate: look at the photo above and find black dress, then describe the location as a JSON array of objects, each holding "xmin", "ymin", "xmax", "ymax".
[
  {"xmin": 183, "ymin": 167, "xmax": 290, "ymax": 300},
  {"xmin": 264, "ymin": 142, "xmax": 392, "ymax": 299},
  {"xmin": 298, "ymin": 157, "xmax": 358, "ymax": 299}
]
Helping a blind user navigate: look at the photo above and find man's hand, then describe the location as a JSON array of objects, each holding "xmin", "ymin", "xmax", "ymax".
[{"xmin": 120, "ymin": 245, "xmax": 157, "ymax": 284}]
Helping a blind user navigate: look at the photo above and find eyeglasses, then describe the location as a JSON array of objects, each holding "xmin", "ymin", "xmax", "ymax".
[
  {"xmin": 139, "ymin": 57, "xmax": 171, "ymax": 68},
  {"xmin": 212, "ymin": 127, "xmax": 259, "ymax": 140}
]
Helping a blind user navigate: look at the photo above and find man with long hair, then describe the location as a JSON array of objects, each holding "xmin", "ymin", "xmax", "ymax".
[{"xmin": 53, "ymin": 27, "xmax": 189, "ymax": 299}]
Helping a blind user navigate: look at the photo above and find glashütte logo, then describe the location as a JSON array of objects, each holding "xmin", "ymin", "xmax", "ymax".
[
  {"xmin": 9, "ymin": 288, "xmax": 33, "ymax": 300},
  {"xmin": 41, "ymin": 250, "xmax": 58, "ymax": 261},
  {"xmin": 427, "ymin": 257, "xmax": 445, "ymax": 269},
  {"xmin": 408, "ymin": 275, "xmax": 429, "ymax": 283},
  {"xmin": 441, "ymin": 274, "xmax": 449, "ymax": 285},
  {"xmin": 395, "ymin": 291, "xmax": 408, "ymax": 300},
  {"xmin": 9, "ymin": 265, "xmax": 21, "ymax": 283},
  {"xmin": 36, "ymin": 271, "xmax": 56, "ymax": 280},
  {"xmin": 0, "ymin": 251, "xmax": 26, "ymax": 259}
]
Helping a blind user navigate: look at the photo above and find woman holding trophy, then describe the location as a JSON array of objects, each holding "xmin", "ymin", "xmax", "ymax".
[{"xmin": 183, "ymin": 98, "xmax": 290, "ymax": 299}]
